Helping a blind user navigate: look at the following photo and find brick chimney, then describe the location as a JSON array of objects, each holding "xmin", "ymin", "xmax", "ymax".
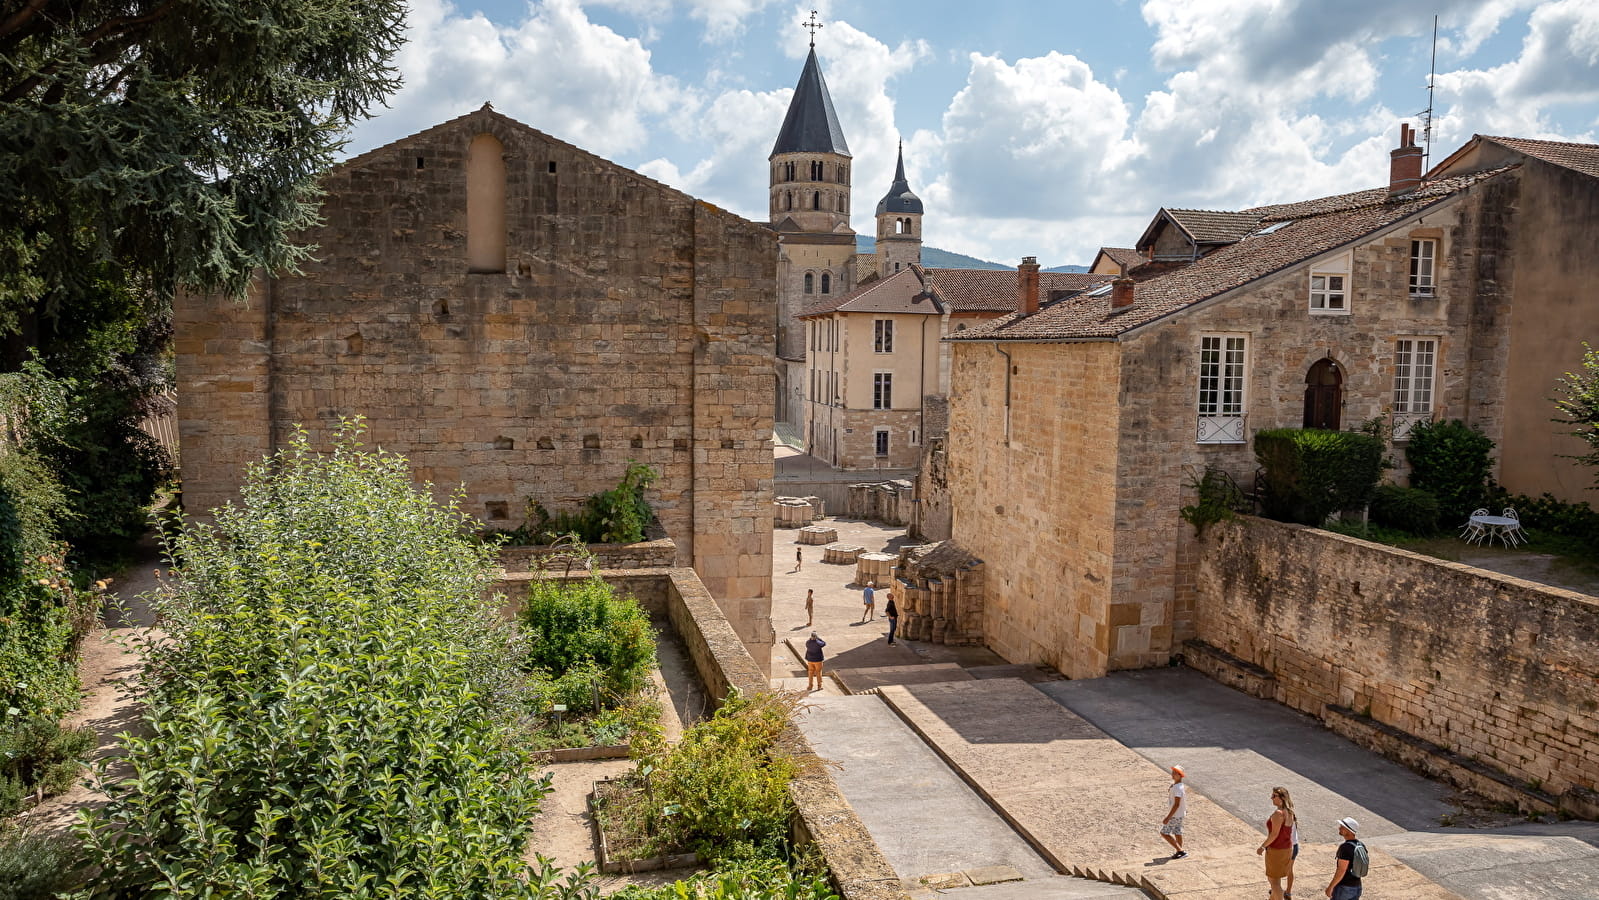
[
  {"xmin": 1018, "ymin": 256, "xmax": 1040, "ymax": 315},
  {"xmin": 1111, "ymin": 275, "xmax": 1135, "ymax": 309},
  {"xmin": 1390, "ymin": 123, "xmax": 1423, "ymax": 196}
]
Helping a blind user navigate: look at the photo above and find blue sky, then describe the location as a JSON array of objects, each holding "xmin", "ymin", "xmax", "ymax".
[{"xmin": 346, "ymin": 1, "xmax": 1599, "ymax": 266}]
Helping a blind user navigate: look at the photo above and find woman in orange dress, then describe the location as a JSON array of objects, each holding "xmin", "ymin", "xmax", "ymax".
[{"xmin": 1256, "ymin": 786, "xmax": 1297, "ymax": 900}]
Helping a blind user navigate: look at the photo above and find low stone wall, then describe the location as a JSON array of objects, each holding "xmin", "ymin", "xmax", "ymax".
[
  {"xmin": 497, "ymin": 522, "xmax": 678, "ymax": 572},
  {"xmin": 493, "ymin": 565, "xmax": 907, "ymax": 899},
  {"xmin": 1195, "ymin": 516, "xmax": 1599, "ymax": 818}
]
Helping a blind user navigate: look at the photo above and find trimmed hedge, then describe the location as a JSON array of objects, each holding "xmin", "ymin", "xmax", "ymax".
[
  {"xmin": 1405, "ymin": 419, "xmax": 1495, "ymax": 522},
  {"xmin": 1255, "ymin": 428, "xmax": 1384, "ymax": 525},
  {"xmin": 1370, "ymin": 484, "xmax": 1441, "ymax": 535}
]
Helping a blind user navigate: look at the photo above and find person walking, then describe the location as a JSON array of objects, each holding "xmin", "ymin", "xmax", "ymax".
[
  {"xmin": 804, "ymin": 631, "xmax": 827, "ymax": 692},
  {"xmin": 795, "ymin": 546, "xmax": 803, "ymax": 572},
  {"xmin": 1325, "ymin": 818, "xmax": 1367, "ymax": 900},
  {"xmin": 1160, "ymin": 765, "xmax": 1188, "ymax": 859},
  {"xmin": 884, "ymin": 593, "xmax": 899, "ymax": 644},
  {"xmin": 804, "ymin": 589, "xmax": 814, "ymax": 628},
  {"xmin": 860, "ymin": 582, "xmax": 876, "ymax": 623},
  {"xmin": 1257, "ymin": 786, "xmax": 1297, "ymax": 900}
]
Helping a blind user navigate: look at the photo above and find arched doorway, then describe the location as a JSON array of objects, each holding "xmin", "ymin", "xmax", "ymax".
[{"xmin": 1303, "ymin": 358, "xmax": 1343, "ymax": 430}]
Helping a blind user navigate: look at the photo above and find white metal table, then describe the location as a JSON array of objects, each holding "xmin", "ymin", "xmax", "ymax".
[{"xmin": 1467, "ymin": 514, "xmax": 1522, "ymax": 547}]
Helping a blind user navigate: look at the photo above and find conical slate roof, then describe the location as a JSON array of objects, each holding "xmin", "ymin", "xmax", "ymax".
[
  {"xmin": 771, "ymin": 48, "xmax": 851, "ymax": 158},
  {"xmin": 876, "ymin": 142, "xmax": 923, "ymax": 215}
]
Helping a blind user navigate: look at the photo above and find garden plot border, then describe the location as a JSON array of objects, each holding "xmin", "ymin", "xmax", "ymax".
[{"xmin": 494, "ymin": 565, "xmax": 911, "ymax": 900}]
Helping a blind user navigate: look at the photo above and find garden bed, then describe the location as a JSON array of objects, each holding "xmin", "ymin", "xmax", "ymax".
[{"xmin": 590, "ymin": 776, "xmax": 701, "ymax": 874}]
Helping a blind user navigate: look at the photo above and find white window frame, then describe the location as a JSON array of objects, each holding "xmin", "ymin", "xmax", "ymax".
[
  {"xmin": 873, "ymin": 371, "xmax": 893, "ymax": 410},
  {"xmin": 1196, "ymin": 334, "xmax": 1248, "ymax": 444},
  {"xmin": 1409, "ymin": 239, "xmax": 1436, "ymax": 296},
  {"xmin": 874, "ymin": 428, "xmax": 890, "ymax": 457},
  {"xmin": 1309, "ymin": 272, "xmax": 1348, "ymax": 314},
  {"xmin": 1392, "ymin": 337, "xmax": 1438, "ymax": 441},
  {"xmin": 874, "ymin": 319, "xmax": 894, "ymax": 353}
]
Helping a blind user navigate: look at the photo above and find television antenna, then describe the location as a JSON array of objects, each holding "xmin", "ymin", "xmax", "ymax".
[{"xmin": 1419, "ymin": 14, "xmax": 1438, "ymax": 168}]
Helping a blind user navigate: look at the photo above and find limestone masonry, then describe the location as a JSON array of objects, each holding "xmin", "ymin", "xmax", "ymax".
[{"xmin": 176, "ymin": 105, "xmax": 777, "ymax": 666}]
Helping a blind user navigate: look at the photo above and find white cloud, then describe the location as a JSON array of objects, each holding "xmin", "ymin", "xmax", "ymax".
[{"xmin": 348, "ymin": 0, "xmax": 686, "ymax": 159}]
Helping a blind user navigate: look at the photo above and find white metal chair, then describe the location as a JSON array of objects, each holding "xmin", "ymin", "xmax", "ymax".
[
  {"xmin": 1501, "ymin": 507, "xmax": 1524, "ymax": 547},
  {"xmin": 1460, "ymin": 508, "xmax": 1490, "ymax": 544}
]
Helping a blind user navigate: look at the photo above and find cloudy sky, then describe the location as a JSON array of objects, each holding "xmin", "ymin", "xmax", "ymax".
[{"xmin": 345, "ymin": 0, "xmax": 1599, "ymax": 268}]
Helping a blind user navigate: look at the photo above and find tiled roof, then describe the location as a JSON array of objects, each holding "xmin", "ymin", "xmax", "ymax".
[
  {"xmin": 1482, "ymin": 135, "xmax": 1599, "ymax": 180},
  {"xmin": 926, "ymin": 268, "xmax": 1110, "ymax": 312},
  {"xmin": 1098, "ymin": 247, "xmax": 1144, "ymax": 271},
  {"xmin": 799, "ymin": 268, "xmax": 930, "ymax": 317},
  {"xmin": 1164, "ymin": 209, "xmax": 1264, "ymax": 244},
  {"xmin": 949, "ymin": 167, "xmax": 1512, "ymax": 343},
  {"xmin": 801, "ymin": 267, "xmax": 1112, "ymax": 318}
]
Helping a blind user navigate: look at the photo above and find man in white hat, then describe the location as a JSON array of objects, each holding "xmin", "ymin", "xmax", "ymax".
[{"xmin": 1326, "ymin": 817, "xmax": 1367, "ymax": 899}]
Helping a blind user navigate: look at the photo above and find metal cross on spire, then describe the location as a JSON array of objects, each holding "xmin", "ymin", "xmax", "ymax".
[{"xmin": 803, "ymin": 9, "xmax": 822, "ymax": 47}]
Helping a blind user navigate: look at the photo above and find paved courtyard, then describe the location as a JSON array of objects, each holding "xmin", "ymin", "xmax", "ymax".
[{"xmin": 772, "ymin": 515, "xmax": 1599, "ymax": 900}]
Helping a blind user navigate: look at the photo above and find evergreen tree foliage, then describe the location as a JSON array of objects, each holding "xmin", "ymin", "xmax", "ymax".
[{"xmin": 0, "ymin": 0, "xmax": 407, "ymax": 319}]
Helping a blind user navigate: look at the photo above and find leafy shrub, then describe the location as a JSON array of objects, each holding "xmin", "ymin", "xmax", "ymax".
[
  {"xmin": 0, "ymin": 716, "xmax": 96, "ymax": 815},
  {"xmin": 500, "ymin": 462, "xmax": 659, "ymax": 545},
  {"xmin": 1179, "ymin": 466, "xmax": 1247, "ymax": 536},
  {"xmin": 520, "ymin": 572, "xmax": 656, "ymax": 709},
  {"xmin": 1370, "ymin": 484, "xmax": 1441, "ymax": 535},
  {"xmin": 1254, "ymin": 429, "xmax": 1384, "ymax": 525},
  {"xmin": 75, "ymin": 422, "xmax": 592, "ymax": 899},
  {"xmin": 0, "ymin": 825, "xmax": 84, "ymax": 900},
  {"xmin": 606, "ymin": 691, "xmax": 804, "ymax": 863},
  {"xmin": 609, "ymin": 857, "xmax": 838, "ymax": 900},
  {"xmin": 1406, "ymin": 419, "xmax": 1495, "ymax": 522},
  {"xmin": 1485, "ymin": 484, "xmax": 1599, "ymax": 552}
]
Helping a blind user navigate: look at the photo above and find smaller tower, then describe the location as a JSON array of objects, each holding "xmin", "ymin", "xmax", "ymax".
[{"xmin": 876, "ymin": 140, "xmax": 923, "ymax": 275}]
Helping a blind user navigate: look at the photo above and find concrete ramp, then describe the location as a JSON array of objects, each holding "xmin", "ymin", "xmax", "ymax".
[
  {"xmin": 832, "ymin": 662, "xmax": 974, "ymax": 694},
  {"xmin": 877, "ymin": 679, "xmax": 1465, "ymax": 900}
]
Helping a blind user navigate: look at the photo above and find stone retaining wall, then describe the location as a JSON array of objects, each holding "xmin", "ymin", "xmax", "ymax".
[
  {"xmin": 1195, "ymin": 516, "xmax": 1599, "ymax": 818},
  {"xmin": 497, "ymin": 522, "xmax": 678, "ymax": 572},
  {"xmin": 493, "ymin": 566, "xmax": 907, "ymax": 899}
]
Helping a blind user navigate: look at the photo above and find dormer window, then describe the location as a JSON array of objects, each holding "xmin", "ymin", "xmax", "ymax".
[{"xmin": 1410, "ymin": 239, "xmax": 1436, "ymax": 296}]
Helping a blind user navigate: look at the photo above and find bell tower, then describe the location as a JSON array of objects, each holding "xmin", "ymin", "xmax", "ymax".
[
  {"xmin": 770, "ymin": 12, "xmax": 856, "ymax": 427},
  {"xmin": 875, "ymin": 140, "xmax": 923, "ymax": 276}
]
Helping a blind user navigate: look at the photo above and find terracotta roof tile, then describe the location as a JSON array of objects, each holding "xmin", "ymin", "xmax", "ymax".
[
  {"xmin": 1482, "ymin": 135, "xmax": 1599, "ymax": 180},
  {"xmin": 950, "ymin": 167, "xmax": 1512, "ymax": 343},
  {"xmin": 1165, "ymin": 209, "xmax": 1263, "ymax": 244},
  {"xmin": 925, "ymin": 268, "xmax": 1110, "ymax": 312},
  {"xmin": 1100, "ymin": 247, "xmax": 1145, "ymax": 270}
]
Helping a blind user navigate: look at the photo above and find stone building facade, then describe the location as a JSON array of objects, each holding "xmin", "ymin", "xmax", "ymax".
[
  {"xmin": 802, "ymin": 264, "xmax": 1108, "ymax": 471},
  {"xmin": 176, "ymin": 105, "xmax": 777, "ymax": 667},
  {"xmin": 946, "ymin": 129, "xmax": 1599, "ymax": 679}
]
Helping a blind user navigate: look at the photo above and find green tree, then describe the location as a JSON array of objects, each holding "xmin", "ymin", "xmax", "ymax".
[
  {"xmin": 0, "ymin": 0, "xmax": 407, "ymax": 322},
  {"xmin": 1554, "ymin": 342, "xmax": 1599, "ymax": 489}
]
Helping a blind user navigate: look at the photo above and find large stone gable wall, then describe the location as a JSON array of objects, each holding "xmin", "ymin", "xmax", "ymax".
[
  {"xmin": 1195, "ymin": 516, "xmax": 1599, "ymax": 813},
  {"xmin": 1111, "ymin": 178, "xmax": 1514, "ymax": 666},
  {"xmin": 176, "ymin": 107, "xmax": 776, "ymax": 666},
  {"xmin": 947, "ymin": 340, "xmax": 1122, "ymax": 678}
]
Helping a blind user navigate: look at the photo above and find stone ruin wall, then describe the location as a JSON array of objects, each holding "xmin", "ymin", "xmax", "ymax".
[
  {"xmin": 845, "ymin": 480, "xmax": 914, "ymax": 525},
  {"xmin": 175, "ymin": 107, "xmax": 776, "ymax": 668},
  {"xmin": 1194, "ymin": 515, "xmax": 1599, "ymax": 818},
  {"xmin": 892, "ymin": 542, "xmax": 984, "ymax": 646}
]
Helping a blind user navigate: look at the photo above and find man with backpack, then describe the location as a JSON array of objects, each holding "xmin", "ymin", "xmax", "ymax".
[{"xmin": 1326, "ymin": 816, "xmax": 1369, "ymax": 899}]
